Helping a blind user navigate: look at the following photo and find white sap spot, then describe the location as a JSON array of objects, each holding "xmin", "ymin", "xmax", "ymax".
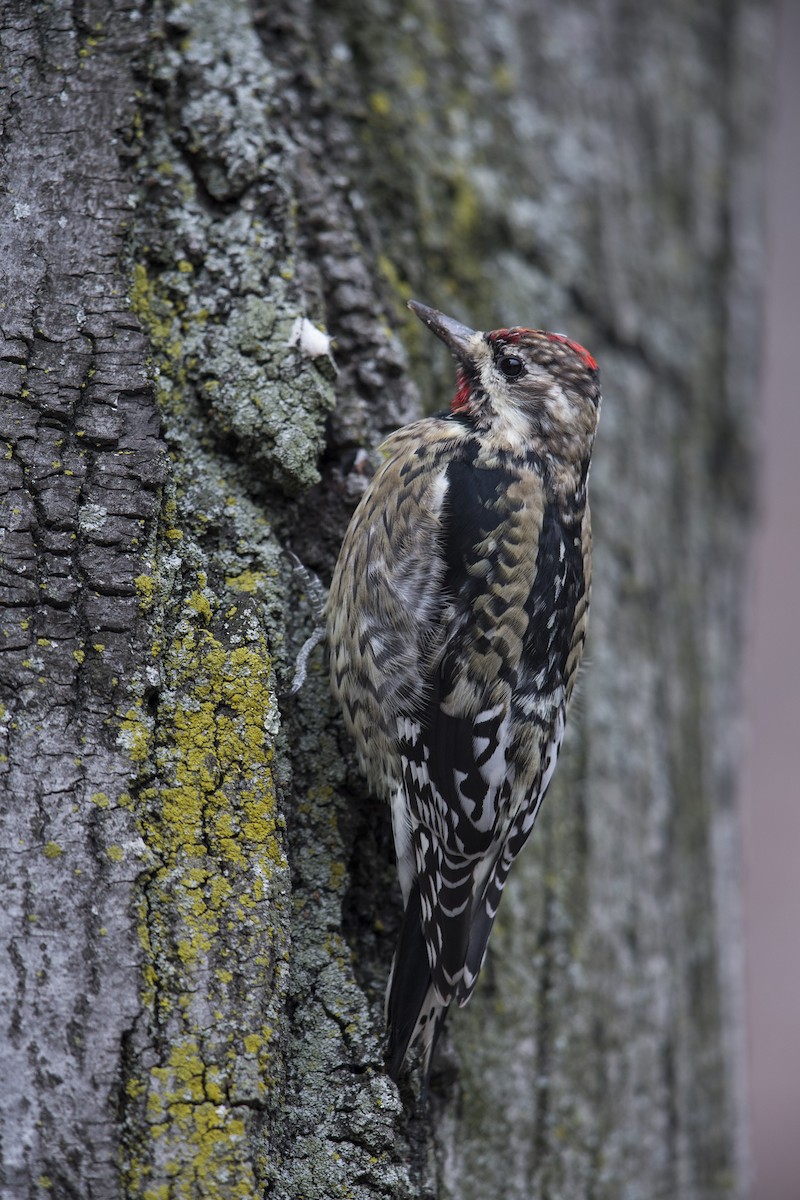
[{"xmin": 288, "ymin": 316, "xmax": 335, "ymax": 360}]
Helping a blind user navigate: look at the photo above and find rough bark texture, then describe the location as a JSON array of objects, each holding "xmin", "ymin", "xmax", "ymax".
[{"xmin": 0, "ymin": 1, "xmax": 769, "ymax": 1197}]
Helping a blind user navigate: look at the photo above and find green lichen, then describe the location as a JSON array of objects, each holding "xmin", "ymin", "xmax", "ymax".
[
  {"xmin": 126, "ymin": 75, "xmax": 291, "ymax": 1185},
  {"xmin": 128, "ymin": 176, "xmax": 334, "ymax": 495}
]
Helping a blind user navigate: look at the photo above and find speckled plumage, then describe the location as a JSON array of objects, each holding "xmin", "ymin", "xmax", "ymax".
[{"xmin": 326, "ymin": 301, "xmax": 601, "ymax": 1083}]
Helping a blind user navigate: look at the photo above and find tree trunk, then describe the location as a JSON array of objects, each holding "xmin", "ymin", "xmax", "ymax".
[{"xmin": 0, "ymin": 0, "xmax": 769, "ymax": 1197}]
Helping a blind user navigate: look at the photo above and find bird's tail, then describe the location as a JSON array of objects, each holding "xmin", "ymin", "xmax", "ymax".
[{"xmin": 385, "ymin": 882, "xmax": 449, "ymax": 1086}]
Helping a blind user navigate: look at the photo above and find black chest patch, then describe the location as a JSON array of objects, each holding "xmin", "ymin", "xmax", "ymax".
[{"xmin": 440, "ymin": 455, "xmax": 515, "ymax": 604}]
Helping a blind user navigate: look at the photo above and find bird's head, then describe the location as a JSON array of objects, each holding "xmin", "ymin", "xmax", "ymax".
[{"xmin": 409, "ymin": 300, "xmax": 600, "ymax": 468}]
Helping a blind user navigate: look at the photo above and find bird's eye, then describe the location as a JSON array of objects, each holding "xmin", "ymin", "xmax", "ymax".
[{"xmin": 498, "ymin": 354, "xmax": 524, "ymax": 378}]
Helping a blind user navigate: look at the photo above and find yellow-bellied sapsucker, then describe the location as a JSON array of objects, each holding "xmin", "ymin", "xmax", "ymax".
[{"xmin": 326, "ymin": 300, "xmax": 601, "ymax": 1082}]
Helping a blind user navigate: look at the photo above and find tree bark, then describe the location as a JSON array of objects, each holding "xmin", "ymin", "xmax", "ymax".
[{"xmin": 0, "ymin": 1, "xmax": 769, "ymax": 1197}]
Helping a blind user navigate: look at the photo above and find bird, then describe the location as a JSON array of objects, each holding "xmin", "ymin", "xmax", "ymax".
[{"xmin": 325, "ymin": 299, "xmax": 601, "ymax": 1085}]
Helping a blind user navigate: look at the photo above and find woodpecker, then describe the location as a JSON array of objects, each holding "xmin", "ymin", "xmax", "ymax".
[{"xmin": 326, "ymin": 300, "xmax": 601, "ymax": 1084}]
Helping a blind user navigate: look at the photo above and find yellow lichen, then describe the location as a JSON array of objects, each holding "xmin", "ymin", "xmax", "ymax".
[
  {"xmin": 132, "ymin": 1040, "xmax": 255, "ymax": 1198},
  {"xmin": 224, "ymin": 569, "xmax": 265, "ymax": 594},
  {"xmin": 123, "ymin": 237, "xmax": 292, "ymax": 1192},
  {"xmin": 130, "ymin": 262, "xmax": 180, "ymax": 356},
  {"xmin": 135, "ymin": 573, "xmax": 155, "ymax": 612},
  {"xmin": 369, "ymin": 90, "xmax": 392, "ymax": 116},
  {"xmin": 121, "ymin": 584, "xmax": 285, "ymax": 1196},
  {"xmin": 119, "ymin": 705, "xmax": 151, "ymax": 764},
  {"xmin": 43, "ymin": 842, "xmax": 62, "ymax": 859},
  {"xmin": 450, "ymin": 166, "xmax": 480, "ymax": 243},
  {"xmin": 186, "ymin": 590, "xmax": 212, "ymax": 622}
]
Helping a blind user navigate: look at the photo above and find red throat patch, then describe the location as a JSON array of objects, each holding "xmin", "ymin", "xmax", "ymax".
[
  {"xmin": 545, "ymin": 332, "xmax": 598, "ymax": 372},
  {"xmin": 451, "ymin": 369, "xmax": 472, "ymax": 413}
]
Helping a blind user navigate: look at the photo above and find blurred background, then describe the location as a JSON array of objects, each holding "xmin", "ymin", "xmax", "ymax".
[{"xmin": 743, "ymin": 2, "xmax": 800, "ymax": 1198}]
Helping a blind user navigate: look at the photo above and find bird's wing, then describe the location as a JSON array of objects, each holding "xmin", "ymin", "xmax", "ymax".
[
  {"xmin": 326, "ymin": 420, "xmax": 469, "ymax": 795},
  {"xmin": 456, "ymin": 492, "xmax": 589, "ymax": 1002},
  {"xmin": 397, "ymin": 452, "xmax": 555, "ymax": 1001}
]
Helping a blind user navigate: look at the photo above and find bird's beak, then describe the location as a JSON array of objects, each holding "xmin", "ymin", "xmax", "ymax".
[{"xmin": 408, "ymin": 300, "xmax": 477, "ymax": 364}]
